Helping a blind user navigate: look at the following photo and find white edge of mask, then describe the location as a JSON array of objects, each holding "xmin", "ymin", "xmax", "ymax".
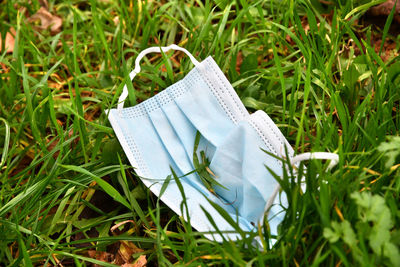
[
  {"xmin": 199, "ymin": 56, "xmax": 250, "ymax": 123},
  {"xmin": 251, "ymin": 110, "xmax": 294, "ymax": 157},
  {"xmin": 248, "ymin": 110, "xmax": 293, "ymax": 246}
]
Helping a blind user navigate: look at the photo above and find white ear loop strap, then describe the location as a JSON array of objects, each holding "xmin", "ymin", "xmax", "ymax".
[
  {"xmin": 117, "ymin": 44, "xmax": 201, "ymax": 111},
  {"xmin": 262, "ymin": 152, "xmax": 339, "ymax": 223},
  {"xmin": 291, "ymin": 152, "xmax": 339, "ymax": 170}
]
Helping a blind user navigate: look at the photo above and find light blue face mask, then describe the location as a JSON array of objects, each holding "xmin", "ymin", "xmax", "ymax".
[{"xmin": 107, "ymin": 45, "xmax": 338, "ymax": 244}]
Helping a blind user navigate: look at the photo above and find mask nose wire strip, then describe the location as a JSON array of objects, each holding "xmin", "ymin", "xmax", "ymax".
[
  {"xmin": 261, "ymin": 152, "xmax": 339, "ymax": 224},
  {"xmin": 117, "ymin": 44, "xmax": 201, "ymax": 112}
]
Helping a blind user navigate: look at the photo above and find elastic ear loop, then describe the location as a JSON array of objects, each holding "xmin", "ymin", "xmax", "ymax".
[
  {"xmin": 261, "ymin": 152, "xmax": 339, "ymax": 223},
  {"xmin": 117, "ymin": 44, "xmax": 201, "ymax": 113}
]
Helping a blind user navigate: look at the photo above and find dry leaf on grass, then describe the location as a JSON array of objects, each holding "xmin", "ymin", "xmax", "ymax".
[
  {"xmin": 0, "ymin": 28, "xmax": 16, "ymax": 53},
  {"xmin": 119, "ymin": 241, "xmax": 144, "ymax": 262},
  {"xmin": 87, "ymin": 250, "xmax": 115, "ymax": 267},
  {"xmin": 113, "ymin": 241, "xmax": 147, "ymax": 266},
  {"xmin": 133, "ymin": 255, "xmax": 147, "ymax": 267},
  {"xmin": 369, "ymin": 0, "xmax": 400, "ymax": 23},
  {"xmin": 121, "ymin": 255, "xmax": 147, "ymax": 267},
  {"xmin": 27, "ymin": 7, "xmax": 62, "ymax": 33},
  {"xmin": 113, "ymin": 16, "xmax": 120, "ymax": 26},
  {"xmin": 38, "ymin": 0, "xmax": 49, "ymax": 9}
]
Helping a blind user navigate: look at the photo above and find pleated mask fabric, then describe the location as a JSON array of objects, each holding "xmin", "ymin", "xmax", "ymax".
[{"xmin": 107, "ymin": 45, "xmax": 297, "ymax": 243}]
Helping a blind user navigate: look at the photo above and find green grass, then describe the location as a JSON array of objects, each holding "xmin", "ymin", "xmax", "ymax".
[{"xmin": 1, "ymin": 0, "xmax": 400, "ymax": 266}]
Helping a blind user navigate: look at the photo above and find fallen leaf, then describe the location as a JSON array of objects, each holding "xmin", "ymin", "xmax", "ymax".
[
  {"xmin": 0, "ymin": 62, "xmax": 8, "ymax": 74},
  {"xmin": 113, "ymin": 16, "xmax": 120, "ymax": 25},
  {"xmin": 118, "ymin": 241, "xmax": 144, "ymax": 263},
  {"xmin": 87, "ymin": 250, "xmax": 114, "ymax": 267},
  {"xmin": 369, "ymin": 0, "xmax": 400, "ymax": 23},
  {"xmin": 131, "ymin": 255, "xmax": 147, "ymax": 267},
  {"xmin": 236, "ymin": 51, "xmax": 243, "ymax": 73},
  {"xmin": 39, "ymin": 0, "xmax": 49, "ymax": 9},
  {"xmin": 27, "ymin": 7, "xmax": 62, "ymax": 33},
  {"xmin": 0, "ymin": 28, "xmax": 15, "ymax": 53}
]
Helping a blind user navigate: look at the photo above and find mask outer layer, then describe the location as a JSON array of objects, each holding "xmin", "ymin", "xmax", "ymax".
[{"xmin": 108, "ymin": 45, "xmax": 294, "ymax": 242}]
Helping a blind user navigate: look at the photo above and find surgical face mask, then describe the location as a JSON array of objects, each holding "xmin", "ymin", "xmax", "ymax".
[{"xmin": 107, "ymin": 45, "xmax": 338, "ymax": 244}]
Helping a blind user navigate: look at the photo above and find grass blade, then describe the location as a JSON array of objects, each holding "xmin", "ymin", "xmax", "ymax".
[{"xmin": 60, "ymin": 164, "xmax": 131, "ymax": 209}]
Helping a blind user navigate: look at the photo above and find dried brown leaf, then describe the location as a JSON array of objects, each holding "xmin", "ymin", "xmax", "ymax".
[
  {"xmin": 370, "ymin": 0, "xmax": 400, "ymax": 16},
  {"xmin": 39, "ymin": 0, "xmax": 49, "ymax": 9},
  {"xmin": 87, "ymin": 250, "xmax": 114, "ymax": 267},
  {"xmin": 0, "ymin": 28, "xmax": 16, "ymax": 53},
  {"xmin": 236, "ymin": 51, "xmax": 243, "ymax": 73},
  {"xmin": 113, "ymin": 16, "xmax": 120, "ymax": 26},
  {"xmin": 27, "ymin": 7, "xmax": 62, "ymax": 33},
  {"xmin": 118, "ymin": 241, "xmax": 144, "ymax": 263},
  {"xmin": 132, "ymin": 255, "xmax": 147, "ymax": 267},
  {"xmin": 369, "ymin": 0, "xmax": 400, "ymax": 23}
]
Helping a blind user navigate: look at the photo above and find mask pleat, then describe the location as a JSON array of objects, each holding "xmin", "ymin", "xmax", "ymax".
[
  {"xmin": 145, "ymin": 96, "xmax": 216, "ymax": 197},
  {"xmin": 209, "ymin": 119, "xmax": 283, "ymax": 224},
  {"xmin": 174, "ymin": 74, "xmax": 237, "ymax": 148},
  {"xmin": 159, "ymin": 88, "xmax": 199, "ymax": 162},
  {"xmin": 208, "ymin": 127, "xmax": 245, "ymax": 209},
  {"xmin": 146, "ymin": 98, "xmax": 192, "ymax": 173},
  {"xmin": 119, "ymin": 114, "xmax": 181, "ymax": 181}
]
